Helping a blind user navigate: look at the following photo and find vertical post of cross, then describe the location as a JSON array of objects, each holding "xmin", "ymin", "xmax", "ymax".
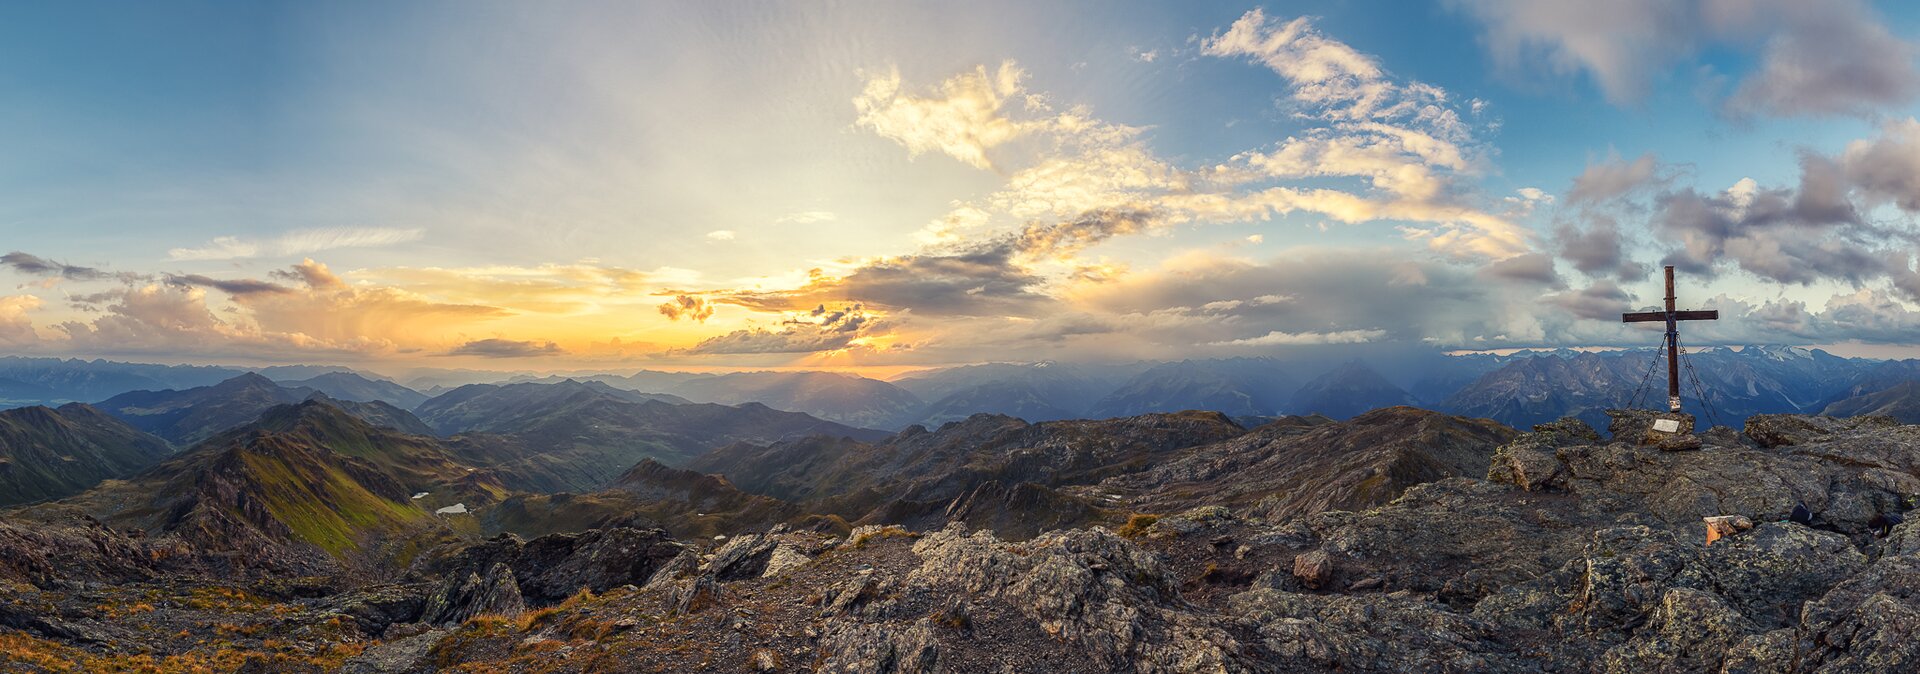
[{"xmin": 1664, "ymin": 266, "xmax": 1679, "ymax": 412}]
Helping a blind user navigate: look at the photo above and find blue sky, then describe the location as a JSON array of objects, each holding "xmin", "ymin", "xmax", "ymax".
[{"xmin": 3, "ymin": 1, "xmax": 1920, "ymax": 374}]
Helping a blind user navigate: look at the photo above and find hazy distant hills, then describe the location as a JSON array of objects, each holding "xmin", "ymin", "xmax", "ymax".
[
  {"xmin": 418, "ymin": 379, "xmax": 889, "ymax": 493},
  {"xmin": 667, "ymin": 371, "xmax": 923, "ymax": 430},
  {"xmin": 1290, "ymin": 361, "xmax": 1418, "ymax": 420},
  {"xmin": 893, "ymin": 362, "xmax": 1119, "ymax": 427},
  {"xmin": 1090, "ymin": 358, "xmax": 1303, "ymax": 419},
  {"xmin": 13, "ymin": 345, "xmax": 1920, "ymax": 439},
  {"xmin": 0, "ymin": 403, "xmax": 171, "ymax": 506},
  {"xmin": 0, "ymin": 356, "xmax": 246, "ymax": 407},
  {"xmin": 280, "ymin": 371, "xmax": 429, "ymax": 409}
]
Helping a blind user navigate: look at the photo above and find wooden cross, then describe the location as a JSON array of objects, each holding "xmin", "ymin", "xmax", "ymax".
[{"xmin": 1622, "ymin": 266, "xmax": 1718, "ymax": 413}]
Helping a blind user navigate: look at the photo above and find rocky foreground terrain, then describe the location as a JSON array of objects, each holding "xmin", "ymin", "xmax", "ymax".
[{"xmin": 5, "ymin": 409, "xmax": 1920, "ymax": 672}]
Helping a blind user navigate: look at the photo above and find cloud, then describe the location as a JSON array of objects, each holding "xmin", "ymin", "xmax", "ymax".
[
  {"xmin": 446, "ymin": 338, "xmax": 564, "ymax": 358},
  {"xmin": 657, "ymin": 295, "xmax": 714, "ymax": 322},
  {"xmin": 1450, "ymin": 0, "xmax": 1919, "ymax": 117},
  {"xmin": 1199, "ymin": 10, "xmax": 1530, "ymax": 260},
  {"xmin": 1010, "ymin": 208, "xmax": 1159, "ymax": 260},
  {"xmin": 680, "ymin": 303, "xmax": 881, "ymax": 355},
  {"xmin": 1204, "ymin": 9, "xmax": 1390, "ymax": 118},
  {"xmin": 853, "ymin": 62, "xmax": 1035, "ymax": 170},
  {"xmin": 0, "ymin": 252, "xmax": 145, "ymax": 283},
  {"xmin": 1478, "ymin": 252, "xmax": 1561, "ymax": 286},
  {"xmin": 1839, "ymin": 118, "xmax": 1920, "ymax": 211},
  {"xmin": 1651, "ymin": 169, "xmax": 1880, "ymax": 286},
  {"xmin": 162, "ymin": 273, "xmax": 293, "ymax": 296},
  {"xmin": 1211, "ymin": 329, "xmax": 1387, "ymax": 346},
  {"xmin": 706, "ymin": 230, "xmax": 736, "ymax": 241},
  {"xmin": 1547, "ymin": 280, "xmax": 1633, "ymax": 321},
  {"xmin": 243, "ymin": 259, "xmax": 508, "ymax": 347},
  {"xmin": 775, "ymin": 211, "xmax": 837, "ymax": 224},
  {"xmin": 1720, "ymin": 1, "xmax": 1920, "ymax": 118},
  {"xmin": 168, "ymin": 227, "xmax": 425, "ymax": 261},
  {"xmin": 1550, "ymin": 121, "xmax": 1920, "ymax": 306},
  {"xmin": 1554, "ymin": 215, "xmax": 1647, "ymax": 280},
  {"xmin": 1070, "ymin": 248, "xmax": 1542, "ymax": 350},
  {"xmin": 1568, "ymin": 153, "xmax": 1663, "ymax": 203},
  {"xmin": 1447, "ymin": 0, "xmax": 1700, "ymax": 104},
  {"xmin": 0, "ymin": 294, "xmax": 38, "ymax": 347},
  {"xmin": 720, "ymin": 243, "xmax": 1049, "ymax": 318}
]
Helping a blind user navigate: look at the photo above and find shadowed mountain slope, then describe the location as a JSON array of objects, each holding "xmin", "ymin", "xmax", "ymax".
[
  {"xmin": 23, "ymin": 400, "xmax": 485, "ymax": 574},
  {"xmin": 417, "ymin": 380, "xmax": 888, "ymax": 493},
  {"xmin": 0, "ymin": 403, "xmax": 172, "ymax": 506},
  {"xmin": 1108, "ymin": 406, "xmax": 1518, "ymax": 520},
  {"xmin": 690, "ymin": 411, "xmax": 1249, "ymax": 531}
]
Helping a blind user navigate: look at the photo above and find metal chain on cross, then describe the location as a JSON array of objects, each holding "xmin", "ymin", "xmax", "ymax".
[
  {"xmin": 1675, "ymin": 338, "xmax": 1723, "ymax": 428},
  {"xmin": 1627, "ymin": 332, "xmax": 1668, "ymax": 411}
]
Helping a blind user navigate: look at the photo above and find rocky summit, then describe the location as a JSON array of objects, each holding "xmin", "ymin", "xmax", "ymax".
[{"xmin": 6, "ymin": 407, "xmax": 1920, "ymax": 672}]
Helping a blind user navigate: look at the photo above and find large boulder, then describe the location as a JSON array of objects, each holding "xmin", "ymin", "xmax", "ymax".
[
  {"xmin": 421, "ymin": 562, "xmax": 525, "ymax": 626},
  {"xmin": 905, "ymin": 525, "xmax": 1246, "ymax": 673},
  {"xmin": 428, "ymin": 527, "xmax": 686, "ymax": 603}
]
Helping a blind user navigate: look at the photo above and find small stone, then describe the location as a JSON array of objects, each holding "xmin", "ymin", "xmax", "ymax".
[
  {"xmin": 1347, "ymin": 577, "xmax": 1384, "ymax": 591},
  {"xmin": 1234, "ymin": 545, "xmax": 1251, "ymax": 560},
  {"xmin": 752, "ymin": 650, "xmax": 778, "ymax": 671},
  {"xmin": 1293, "ymin": 549, "xmax": 1334, "ymax": 590}
]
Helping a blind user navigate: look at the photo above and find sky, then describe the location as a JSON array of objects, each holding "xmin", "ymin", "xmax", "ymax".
[{"xmin": 4, "ymin": 0, "xmax": 1920, "ymax": 377}]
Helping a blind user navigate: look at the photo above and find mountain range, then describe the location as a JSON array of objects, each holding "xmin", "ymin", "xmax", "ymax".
[
  {"xmin": 10, "ymin": 345, "xmax": 1920, "ymax": 448},
  {"xmin": 10, "ymin": 353, "xmax": 1920, "ymax": 669}
]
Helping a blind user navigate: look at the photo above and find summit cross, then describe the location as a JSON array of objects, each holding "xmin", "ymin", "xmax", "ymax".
[{"xmin": 1621, "ymin": 265, "xmax": 1718, "ymax": 413}]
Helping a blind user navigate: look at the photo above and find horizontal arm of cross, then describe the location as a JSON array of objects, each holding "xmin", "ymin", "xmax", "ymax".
[{"xmin": 1621, "ymin": 310, "xmax": 1719, "ymax": 323}]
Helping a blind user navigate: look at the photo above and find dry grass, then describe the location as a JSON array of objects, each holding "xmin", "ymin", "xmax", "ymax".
[{"xmin": 1116, "ymin": 514, "xmax": 1159, "ymax": 539}]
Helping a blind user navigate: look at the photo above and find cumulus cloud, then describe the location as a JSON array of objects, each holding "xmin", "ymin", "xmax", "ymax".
[
  {"xmin": 1450, "ymin": 0, "xmax": 1919, "ymax": 117},
  {"xmin": 1568, "ymin": 153, "xmax": 1663, "ymax": 203},
  {"xmin": 1547, "ymin": 280, "xmax": 1634, "ymax": 321},
  {"xmin": 1550, "ymin": 121, "xmax": 1920, "ymax": 307},
  {"xmin": 859, "ymin": 12, "xmax": 1530, "ymax": 266},
  {"xmin": 1719, "ymin": 1, "xmax": 1920, "ymax": 118},
  {"xmin": 1652, "ymin": 171, "xmax": 1879, "ymax": 285},
  {"xmin": 1199, "ymin": 10, "xmax": 1530, "ymax": 260},
  {"xmin": 853, "ymin": 62, "xmax": 1035, "ymax": 170},
  {"xmin": 1839, "ymin": 118, "xmax": 1920, "ymax": 211},
  {"xmin": 168, "ymin": 227, "xmax": 424, "ymax": 261},
  {"xmin": 1478, "ymin": 252, "xmax": 1562, "ymax": 286},
  {"xmin": 706, "ymin": 230, "xmax": 736, "ymax": 241},
  {"xmin": 446, "ymin": 338, "xmax": 564, "ymax": 358},
  {"xmin": 0, "ymin": 294, "xmax": 38, "ymax": 347},
  {"xmin": 1554, "ymin": 216, "xmax": 1647, "ymax": 280},
  {"xmin": 657, "ymin": 295, "xmax": 715, "ymax": 322}
]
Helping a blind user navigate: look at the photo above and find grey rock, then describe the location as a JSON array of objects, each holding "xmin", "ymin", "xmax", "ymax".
[{"xmin": 422, "ymin": 563, "xmax": 524, "ymax": 626}]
